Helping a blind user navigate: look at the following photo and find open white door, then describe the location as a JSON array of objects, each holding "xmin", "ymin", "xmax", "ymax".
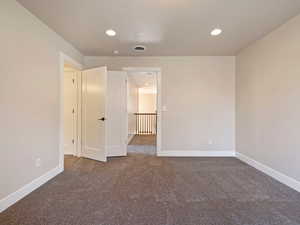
[
  {"xmin": 107, "ymin": 71, "xmax": 127, "ymax": 157},
  {"xmin": 82, "ymin": 67, "xmax": 107, "ymax": 162}
]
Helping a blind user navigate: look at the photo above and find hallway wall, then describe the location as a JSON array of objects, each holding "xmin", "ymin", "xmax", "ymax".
[
  {"xmin": 138, "ymin": 92, "xmax": 156, "ymax": 113},
  {"xmin": 84, "ymin": 56, "xmax": 235, "ymax": 154},
  {"xmin": 127, "ymin": 76, "xmax": 139, "ymax": 139}
]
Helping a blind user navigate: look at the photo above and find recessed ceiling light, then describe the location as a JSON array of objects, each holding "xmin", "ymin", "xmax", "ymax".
[
  {"xmin": 106, "ymin": 29, "xmax": 116, "ymax": 36},
  {"xmin": 113, "ymin": 50, "xmax": 119, "ymax": 54},
  {"xmin": 211, "ymin": 28, "xmax": 222, "ymax": 36}
]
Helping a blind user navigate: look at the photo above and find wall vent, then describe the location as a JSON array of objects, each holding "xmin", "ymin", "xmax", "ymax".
[{"xmin": 133, "ymin": 45, "xmax": 146, "ymax": 52}]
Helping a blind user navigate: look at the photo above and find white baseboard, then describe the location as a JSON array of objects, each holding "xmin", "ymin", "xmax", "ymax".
[
  {"xmin": 157, "ymin": 151, "xmax": 236, "ymax": 157},
  {"xmin": 0, "ymin": 166, "xmax": 63, "ymax": 213},
  {"xmin": 107, "ymin": 145, "xmax": 127, "ymax": 157},
  {"xmin": 236, "ymin": 152, "xmax": 300, "ymax": 193},
  {"xmin": 64, "ymin": 152, "xmax": 75, "ymax": 156}
]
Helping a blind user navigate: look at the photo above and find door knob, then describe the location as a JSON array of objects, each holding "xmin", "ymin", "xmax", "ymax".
[{"xmin": 98, "ymin": 117, "xmax": 106, "ymax": 121}]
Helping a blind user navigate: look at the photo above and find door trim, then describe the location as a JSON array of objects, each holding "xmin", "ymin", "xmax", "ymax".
[
  {"xmin": 123, "ymin": 67, "xmax": 162, "ymax": 154},
  {"xmin": 59, "ymin": 52, "xmax": 83, "ymax": 169}
]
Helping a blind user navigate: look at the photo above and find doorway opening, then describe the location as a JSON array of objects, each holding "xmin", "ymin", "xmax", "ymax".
[
  {"xmin": 59, "ymin": 53, "xmax": 83, "ymax": 169},
  {"xmin": 126, "ymin": 69, "xmax": 159, "ymax": 155},
  {"xmin": 63, "ymin": 63, "xmax": 80, "ymax": 157}
]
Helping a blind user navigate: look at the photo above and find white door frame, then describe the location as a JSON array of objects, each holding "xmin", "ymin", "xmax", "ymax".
[
  {"xmin": 123, "ymin": 67, "xmax": 162, "ymax": 154},
  {"xmin": 59, "ymin": 52, "xmax": 83, "ymax": 169}
]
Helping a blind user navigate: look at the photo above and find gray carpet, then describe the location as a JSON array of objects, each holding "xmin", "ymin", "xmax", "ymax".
[
  {"xmin": 129, "ymin": 135, "xmax": 156, "ymax": 146},
  {"xmin": 1, "ymin": 151, "xmax": 300, "ymax": 225}
]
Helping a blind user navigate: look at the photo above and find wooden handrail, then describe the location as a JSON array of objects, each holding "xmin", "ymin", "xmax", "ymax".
[{"xmin": 134, "ymin": 113, "xmax": 157, "ymax": 115}]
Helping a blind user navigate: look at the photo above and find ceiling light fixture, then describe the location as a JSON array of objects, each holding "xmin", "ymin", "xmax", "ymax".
[
  {"xmin": 113, "ymin": 50, "xmax": 119, "ymax": 54},
  {"xmin": 211, "ymin": 28, "xmax": 222, "ymax": 36},
  {"xmin": 106, "ymin": 29, "xmax": 116, "ymax": 36}
]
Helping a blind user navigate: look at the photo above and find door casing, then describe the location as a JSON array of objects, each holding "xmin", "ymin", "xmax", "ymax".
[
  {"xmin": 59, "ymin": 52, "xmax": 83, "ymax": 169},
  {"xmin": 123, "ymin": 67, "xmax": 162, "ymax": 154}
]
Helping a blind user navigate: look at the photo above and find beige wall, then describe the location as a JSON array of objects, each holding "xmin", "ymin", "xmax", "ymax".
[
  {"xmin": 0, "ymin": 0, "xmax": 83, "ymax": 200},
  {"xmin": 85, "ymin": 56, "xmax": 235, "ymax": 152},
  {"xmin": 236, "ymin": 14, "xmax": 300, "ymax": 181},
  {"xmin": 127, "ymin": 76, "xmax": 139, "ymax": 138},
  {"xmin": 138, "ymin": 92, "xmax": 156, "ymax": 113}
]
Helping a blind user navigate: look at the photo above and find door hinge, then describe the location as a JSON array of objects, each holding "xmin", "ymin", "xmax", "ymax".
[
  {"xmin": 72, "ymin": 108, "xmax": 75, "ymax": 114},
  {"xmin": 72, "ymin": 139, "xmax": 75, "ymax": 144},
  {"xmin": 72, "ymin": 78, "xmax": 75, "ymax": 84}
]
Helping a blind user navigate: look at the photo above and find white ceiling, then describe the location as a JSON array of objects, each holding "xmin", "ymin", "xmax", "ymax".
[
  {"xmin": 128, "ymin": 72, "xmax": 156, "ymax": 90},
  {"xmin": 17, "ymin": 0, "xmax": 300, "ymax": 56}
]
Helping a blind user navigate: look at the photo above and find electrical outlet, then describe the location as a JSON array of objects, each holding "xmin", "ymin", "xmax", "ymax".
[
  {"xmin": 208, "ymin": 140, "xmax": 213, "ymax": 145},
  {"xmin": 35, "ymin": 158, "xmax": 41, "ymax": 167}
]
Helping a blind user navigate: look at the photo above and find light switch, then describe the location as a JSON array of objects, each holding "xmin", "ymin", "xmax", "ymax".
[
  {"xmin": 35, "ymin": 158, "xmax": 41, "ymax": 167},
  {"xmin": 162, "ymin": 105, "xmax": 167, "ymax": 111}
]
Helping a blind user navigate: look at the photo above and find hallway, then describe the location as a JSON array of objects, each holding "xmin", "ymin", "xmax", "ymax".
[
  {"xmin": 129, "ymin": 135, "xmax": 156, "ymax": 146},
  {"xmin": 128, "ymin": 135, "xmax": 156, "ymax": 155}
]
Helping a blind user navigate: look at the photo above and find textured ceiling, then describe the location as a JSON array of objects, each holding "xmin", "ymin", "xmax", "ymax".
[
  {"xmin": 17, "ymin": 0, "xmax": 300, "ymax": 56},
  {"xmin": 128, "ymin": 72, "xmax": 156, "ymax": 89}
]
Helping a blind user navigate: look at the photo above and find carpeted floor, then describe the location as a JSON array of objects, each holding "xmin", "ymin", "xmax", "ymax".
[
  {"xmin": 1, "ymin": 150, "xmax": 300, "ymax": 225},
  {"xmin": 129, "ymin": 134, "xmax": 156, "ymax": 146}
]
